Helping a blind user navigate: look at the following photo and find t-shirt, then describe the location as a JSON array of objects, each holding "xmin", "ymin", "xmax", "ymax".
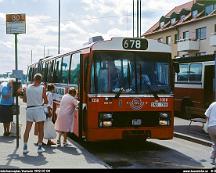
[
  {"xmin": 26, "ymin": 84, "xmax": 43, "ymax": 107},
  {"xmin": 205, "ymin": 102, "xmax": 216, "ymax": 127},
  {"xmin": 0, "ymin": 82, "xmax": 14, "ymax": 106},
  {"xmin": 46, "ymin": 91, "xmax": 53, "ymax": 109}
]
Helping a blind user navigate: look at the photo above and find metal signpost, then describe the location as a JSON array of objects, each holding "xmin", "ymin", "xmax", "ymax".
[
  {"xmin": 215, "ymin": 54, "xmax": 216, "ymax": 101},
  {"xmin": 6, "ymin": 13, "xmax": 26, "ymax": 148},
  {"xmin": 132, "ymin": 0, "xmax": 142, "ymax": 38}
]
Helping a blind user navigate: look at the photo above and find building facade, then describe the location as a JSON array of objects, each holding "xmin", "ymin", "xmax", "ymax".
[{"xmin": 143, "ymin": 0, "xmax": 216, "ymax": 58}]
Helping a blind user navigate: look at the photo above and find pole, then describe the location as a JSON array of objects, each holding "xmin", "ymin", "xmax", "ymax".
[
  {"xmin": 31, "ymin": 50, "xmax": 32, "ymax": 64},
  {"xmin": 58, "ymin": 0, "xmax": 61, "ymax": 54},
  {"xmin": 140, "ymin": 0, "xmax": 142, "ymax": 37},
  {"xmin": 215, "ymin": 54, "xmax": 216, "ymax": 100},
  {"xmin": 15, "ymin": 34, "xmax": 19, "ymax": 148},
  {"xmin": 137, "ymin": 0, "xmax": 139, "ymax": 38},
  {"xmin": 44, "ymin": 45, "xmax": 46, "ymax": 58},
  {"xmin": 133, "ymin": 0, "xmax": 134, "ymax": 38}
]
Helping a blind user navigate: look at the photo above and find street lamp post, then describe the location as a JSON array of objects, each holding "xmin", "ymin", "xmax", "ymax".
[
  {"xmin": 132, "ymin": 0, "xmax": 142, "ymax": 38},
  {"xmin": 58, "ymin": 0, "xmax": 61, "ymax": 54}
]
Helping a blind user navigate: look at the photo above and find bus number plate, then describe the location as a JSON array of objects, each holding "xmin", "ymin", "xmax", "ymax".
[
  {"xmin": 132, "ymin": 119, "xmax": 142, "ymax": 126},
  {"xmin": 122, "ymin": 38, "xmax": 148, "ymax": 50},
  {"xmin": 151, "ymin": 102, "xmax": 168, "ymax": 107}
]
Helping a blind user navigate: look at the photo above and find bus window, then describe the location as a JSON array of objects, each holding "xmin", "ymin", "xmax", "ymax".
[
  {"xmin": 54, "ymin": 58, "xmax": 63, "ymax": 83},
  {"xmin": 91, "ymin": 52, "xmax": 171, "ymax": 94},
  {"xmin": 155, "ymin": 63, "xmax": 169, "ymax": 85},
  {"xmin": 27, "ymin": 67, "xmax": 33, "ymax": 82},
  {"xmin": 70, "ymin": 53, "xmax": 80, "ymax": 88},
  {"xmin": 189, "ymin": 63, "xmax": 202, "ymax": 82},
  {"xmin": 177, "ymin": 64, "xmax": 189, "ymax": 82},
  {"xmin": 62, "ymin": 55, "xmax": 71, "ymax": 84},
  {"xmin": 42, "ymin": 62, "xmax": 47, "ymax": 82},
  {"xmin": 47, "ymin": 61, "xmax": 52, "ymax": 82}
]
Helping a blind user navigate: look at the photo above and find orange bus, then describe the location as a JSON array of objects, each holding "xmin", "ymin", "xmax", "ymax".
[
  {"xmin": 174, "ymin": 54, "xmax": 216, "ymax": 115},
  {"xmin": 27, "ymin": 37, "xmax": 178, "ymax": 142}
]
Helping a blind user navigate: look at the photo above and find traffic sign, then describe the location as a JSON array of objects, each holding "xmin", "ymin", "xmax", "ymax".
[
  {"xmin": 12, "ymin": 70, "xmax": 23, "ymax": 79},
  {"xmin": 6, "ymin": 13, "xmax": 26, "ymax": 148},
  {"xmin": 6, "ymin": 14, "xmax": 26, "ymax": 34}
]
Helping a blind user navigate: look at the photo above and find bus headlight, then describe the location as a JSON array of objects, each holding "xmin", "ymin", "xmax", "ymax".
[
  {"xmin": 159, "ymin": 112, "xmax": 170, "ymax": 126},
  {"xmin": 99, "ymin": 113, "xmax": 113, "ymax": 128}
]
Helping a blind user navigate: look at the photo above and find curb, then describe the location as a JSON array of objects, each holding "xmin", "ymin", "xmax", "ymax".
[
  {"xmin": 174, "ymin": 132, "xmax": 212, "ymax": 147},
  {"xmin": 67, "ymin": 137, "xmax": 111, "ymax": 169}
]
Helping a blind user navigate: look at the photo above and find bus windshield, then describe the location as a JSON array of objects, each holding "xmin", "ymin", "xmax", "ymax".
[{"xmin": 90, "ymin": 51, "xmax": 171, "ymax": 95}]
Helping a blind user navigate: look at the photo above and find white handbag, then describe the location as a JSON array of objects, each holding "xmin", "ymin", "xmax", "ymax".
[
  {"xmin": 44, "ymin": 118, "xmax": 57, "ymax": 139},
  {"xmin": 10, "ymin": 122, "xmax": 22, "ymax": 137},
  {"xmin": 203, "ymin": 119, "xmax": 208, "ymax": 134}
]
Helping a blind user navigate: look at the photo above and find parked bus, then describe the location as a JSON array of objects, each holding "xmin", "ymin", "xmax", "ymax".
[
  {"xmin": 174, "ymin": 54, "xmax": 215, "ymax": 114},
  {"xmin": 27, "ymin": 37, "xmax": 178, "ymax": 142}
]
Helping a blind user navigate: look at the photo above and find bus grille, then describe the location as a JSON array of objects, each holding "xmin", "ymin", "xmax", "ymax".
[{"xmin": 111, "ymin": 112, "xmax": 160, "ymax": 128}]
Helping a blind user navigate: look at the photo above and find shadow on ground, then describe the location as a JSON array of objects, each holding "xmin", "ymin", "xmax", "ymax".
[
  {"xmin": 0, "ymin": 136, "xmax": 16, "ymax": 144},
  {"xmin": 175, "ymin": 125, "xmax": 210, "ymax": 142},
  {"xmin": 7, "ymin": 152, "xmax": 48, "ymax": 167},
  {"xmin": 83, "ymin": 140, "xmax": 206, "ymax": 168}
]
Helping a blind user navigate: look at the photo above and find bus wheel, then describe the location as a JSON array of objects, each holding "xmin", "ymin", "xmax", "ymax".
[{"xmin": 181, "ymin": 99, "xmax": 192, "ymax": 119}]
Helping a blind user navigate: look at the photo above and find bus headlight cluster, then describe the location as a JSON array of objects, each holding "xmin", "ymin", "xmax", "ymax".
[
  {"xmin": 99, "ymin": 113, "xmax": 113, "ymax": 128},
  {"xmin": 159, "ymin": 112, "xmax": 170, "ymax": 126}
]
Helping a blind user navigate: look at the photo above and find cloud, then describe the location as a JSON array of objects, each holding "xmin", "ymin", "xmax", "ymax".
[{"xmin": 0, "ymin": 0, "xmax": 189, "ymax": 74}]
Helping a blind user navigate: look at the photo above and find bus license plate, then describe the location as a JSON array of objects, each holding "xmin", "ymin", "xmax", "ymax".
[
  {"xmin": 151, "ymin": 102, "xmax": 168, "ymax": 107},
  {"xmin": 132, "ymin": 119, "xmax": 142, "ymax": 126}
]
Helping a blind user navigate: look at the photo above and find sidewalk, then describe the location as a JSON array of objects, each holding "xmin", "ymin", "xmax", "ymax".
[
  {"xmin": 174, "ymin": 117, "xmax": 212, "ymax": 147},
  {"xmin": 0, "ymin": 101, "xmax": 108, "ymax": 169}
]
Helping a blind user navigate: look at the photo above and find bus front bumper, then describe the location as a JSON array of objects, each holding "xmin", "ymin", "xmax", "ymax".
[{"xmin": 86, "ymin": 127, "xmax": 173, "ymax": 142}]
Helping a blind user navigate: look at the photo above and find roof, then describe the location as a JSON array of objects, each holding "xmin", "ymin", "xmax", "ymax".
[
  {"xmin": 28, "ymin": 37, "xmax": 172, "ymax": 67},
  {"xmin": 143, "ymin": 1, "xmax": 214, "ymax": 36},
  {"xmin": 92, "ymin": 37, "xmax": 171, "ymax": 53},
  {"xmin": 174, "ymin": 54, "xmax": 215, "ymax": 63}
]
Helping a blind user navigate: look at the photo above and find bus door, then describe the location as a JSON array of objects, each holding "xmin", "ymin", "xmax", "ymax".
[
  {"xmin": 204, "ymin": 65, "xmax": 214, "ymax": 108},
  {"xmin": 78, "ymin": 53, "xmax": 90, "ymax": 139},
  {"xmin": 73, "ymin": 53, "xmax": 88, "ymax": 140}
]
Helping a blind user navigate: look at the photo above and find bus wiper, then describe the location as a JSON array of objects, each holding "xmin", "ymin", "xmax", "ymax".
[
  {"xmin": 145, "ymin": 82, "xmax": 159, "ymax": 100},
  {"xmin": 144, "ymin": 80, "xmax": 159, "ymax": 99},
  {"xmin": 115, "ymin": 88, "xmax": 125, "ymax": 98}
]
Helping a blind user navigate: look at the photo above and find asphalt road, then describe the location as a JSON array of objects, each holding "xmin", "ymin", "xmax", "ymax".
[
  {"xmin": 81, "ymin": 136, "xmax": 213, "ymax": 169},
  {"xmin": 4, "ymin": 99, "xmax": 214, "ymax": 169}
]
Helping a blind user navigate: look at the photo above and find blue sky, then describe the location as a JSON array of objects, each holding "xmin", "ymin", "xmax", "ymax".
[{"xmin": 0, "ymin": 0, "xmax": 189, "ymax": 73}]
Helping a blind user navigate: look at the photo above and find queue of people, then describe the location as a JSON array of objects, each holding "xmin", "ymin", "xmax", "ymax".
[
  {"xmin": 21, "ymin": 73, "xmax": 78, "ymax": 154},
  {"xmin": 0, "ymin": 73, "xmax": 78, "ymax": 154}
]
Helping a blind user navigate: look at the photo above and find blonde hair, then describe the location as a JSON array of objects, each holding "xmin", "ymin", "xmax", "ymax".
[{"xmin": 68, "ymin": 87, "xmax": 76, "ymax": 95}]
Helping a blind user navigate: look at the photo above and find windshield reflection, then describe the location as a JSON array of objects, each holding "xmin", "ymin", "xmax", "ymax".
[{"xmin": 90, "ymin": 52, "xmax": 171, "ymax": 94}]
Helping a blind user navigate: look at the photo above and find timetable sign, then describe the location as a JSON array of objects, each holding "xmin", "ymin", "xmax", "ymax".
[{"xmin": 6, "ymin": 14, "xmax": 26, "ymax": 34}]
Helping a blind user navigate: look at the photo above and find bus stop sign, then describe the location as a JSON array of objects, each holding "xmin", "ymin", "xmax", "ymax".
[{"xmin": 6, "ymin": 14, "xmax": 26, "ymax": 34}]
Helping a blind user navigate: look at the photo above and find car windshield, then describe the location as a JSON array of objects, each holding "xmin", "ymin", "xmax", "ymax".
[{"xmin": 90, "ymin": 51, "xmax": 171, "ymax": 94}]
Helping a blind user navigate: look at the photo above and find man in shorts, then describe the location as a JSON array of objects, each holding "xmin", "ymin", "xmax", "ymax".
[{"xmin": 23, "ymin": 73, "xmax": 48, "ymax": 154}]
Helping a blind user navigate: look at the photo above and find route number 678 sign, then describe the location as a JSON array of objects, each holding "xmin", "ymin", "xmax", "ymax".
[{"xmin": 122, "ymin": 38, "xmax": 148, "ymax": 50}]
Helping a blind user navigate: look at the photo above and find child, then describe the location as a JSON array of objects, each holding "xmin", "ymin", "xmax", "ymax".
[{"xmin": 46, "ymin": 84, "xmax": 56, "ymax": 146}]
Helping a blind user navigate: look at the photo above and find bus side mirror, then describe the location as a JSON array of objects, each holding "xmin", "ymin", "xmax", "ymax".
[{"xmin": 174, "ymin": 62, "xmax": 180, "ymax": 73}]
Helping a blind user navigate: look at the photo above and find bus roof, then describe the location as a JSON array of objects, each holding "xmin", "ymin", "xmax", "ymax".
[
  {"xmin": 174, "ymin": 54, "xmax": 215, "ymax": 63},
  {"xmin": 91, "ymin": 37, "xmax": 171, "ymax": 53},
  {"xmin": 28, "ymin": 37, "xmax": 171, "ymax": 67}
]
